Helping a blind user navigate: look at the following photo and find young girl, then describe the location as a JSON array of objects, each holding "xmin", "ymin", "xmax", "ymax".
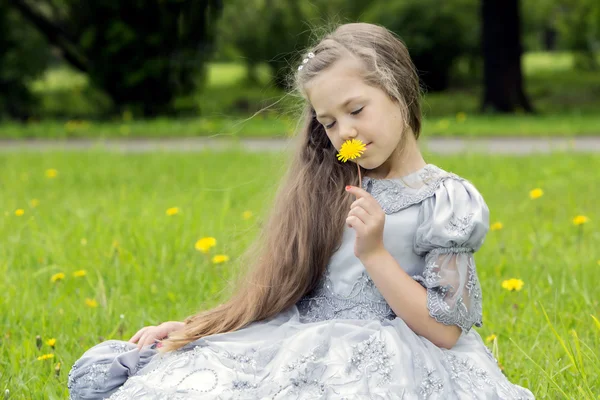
[{"xmin": 68, "ymin": 23, "xmax": 535, "ymax": 399}]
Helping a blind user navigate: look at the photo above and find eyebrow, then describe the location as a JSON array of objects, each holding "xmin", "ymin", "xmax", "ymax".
[{"xmin": 316, "ymin": 96, "xmax": 362, "ymax": 119}]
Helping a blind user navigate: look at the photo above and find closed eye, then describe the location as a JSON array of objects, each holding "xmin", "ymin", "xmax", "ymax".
[{"xmin": 351, "ymin": 107, "xmax": 364, "ymax": 115}]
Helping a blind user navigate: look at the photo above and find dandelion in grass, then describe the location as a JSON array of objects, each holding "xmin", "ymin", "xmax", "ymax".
[
  {"xmin": 572, "ymin": 215, "xmax": 589, "ymax": 226},
  {"xmin": 73, "ymin": 270, "xmax": 87, "ymax": 278},
  {"xmin": 529, "ymin": 188, "xmax": 543, "ymax": 200},
  {"xmin": 212, "ymin": 255, "xmax": 230, "ymax": 264},
  {"xmin": 195, "ymin": 237, "xmax": 217, "ymax": 253},
  {"xmin": 37, "ymin": 353, "xmax": 55, "ymax": 361},
  {"xmin": 85, "ymin": 298, "xmax": 98, "ymax": 308},
  {"xmin": 30, "ymin": 199, "xmax": 40, "ymax": 208},
  {"xmin": 15, "ymin": 209, "xmax": 25, "ymax": 216},
  {"xmin": 55, "ymin": 362, "xmax": 61, "ymax": 377},
  {"xmin": 490, "ymin": 222, "xmax": 503, "ymax": 231},
  {"xmin": 166, "ymin": 207, "xmax": 180, "ymax": 216},
  {"xmin": 485, "ymin": 334, "xmax": 497, "ymax": 343},
  {"xmin": 51, "ymin": 272, "xmax": 65, "ymax": 283},
  {"xmin": 336, "ymin": 139, "xmax": 366, "ymax": 187},
  {"xmin": 501, "ymin": 278, "xmax": 524, "ymax": 292},
  {"xmin": 242, "ymin": 210, "xmax": 253, "ymax": 220},
  {"xmin": 45, "ymin": 169, "xmax": 58, "ymax": 178},
  {"xmin": 46, "ymin": 338, "xmax": 56, "ymax": 348}
]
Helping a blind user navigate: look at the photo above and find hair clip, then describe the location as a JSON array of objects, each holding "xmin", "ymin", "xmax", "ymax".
[{"xmin": 298, "ymin": 52, "xmax": 315, "ymax": 71}]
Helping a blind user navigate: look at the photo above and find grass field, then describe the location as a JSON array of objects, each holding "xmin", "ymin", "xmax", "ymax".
[
  {"xmin": 1, "ymin": 52, "xmax": 599, "ymax": 139},
  {"xmin": 1, "ymin": 151, "xmax": 599, "ymax": 398}
]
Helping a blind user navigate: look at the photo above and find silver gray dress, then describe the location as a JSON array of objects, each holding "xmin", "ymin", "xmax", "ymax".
[{"xmin": 68, "ymin": 164, "xmax": 535, "ymax": 399}]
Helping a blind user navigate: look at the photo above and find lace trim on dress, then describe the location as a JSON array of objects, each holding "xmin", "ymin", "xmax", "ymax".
[{"xmin": 361, "ymin": 165, "xmax": 465, "ymax": 215}]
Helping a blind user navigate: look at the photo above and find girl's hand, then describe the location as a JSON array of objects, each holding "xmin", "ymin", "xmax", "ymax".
[
  {"xmin": 345, "ymin": 185, "xmax": 386, "ymax": 260},
  {"xmin": 128, "ymin": 321, "xmax": 185, "ymax": 350}
]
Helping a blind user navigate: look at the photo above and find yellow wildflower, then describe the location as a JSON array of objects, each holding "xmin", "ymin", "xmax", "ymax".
[
  {"xmin": 45, "ymin": 169, "xmax": 58, "ymax": 178},
  {"xmin": 166, "ymin": 207, "xmax": 180, "ymax": 216},
  {"xmin": 572, "ymin": 215, "xmax": 589, "ymax": 226},
  {"xmin": 30, "ymin": 199, "xmax": 40, "ymax": 208},
  {"xmin": 490, "ymin": 222, "xmax": 503, "ymax": 231},
  {"xmin": 242, "ymin": 210, "xmax": 253, "ymax": 220},
  {"xmin": 15, "ymin": 209, "xmax": 25, "ymax": 216},
  {"xmin": 73, "ymin": 270, "xmax": 87, "ymax": 278},
  {"xmin": 336, "ymin": 139, "xmax": 366, "ymax": 162},
  {"xmin": 212, "ymin": 255, "xmax": 230, "ymax": 264},
  {"xmin": 51, "ymin": 272, "xmax": 65, "ymax": 283},
  {"xmin": 456, "ymin": 112, "xmax": 467, "ymax": 123},
  {"xmin": 37, "ymin": 353, "xmax": 55, "ymax": 361},
  {"xmin": 485, "ymin": 334, "xmax": 497, "ymax": 343},
  {"xmin": 501, "ymin": 278, "xmax": 524, "ymax": 292},
  {"xmin": 46, "ymin": 338, "xmax": 56, "ymax": 348},
  {"xmin": 529, "ymin": 188, "xmax": 543, "ymax": 199},
  {"xmin": 85, "ymin": 298, "xmax": 98, "ymax": 308},
  {"xmin": 195, "ymin": 237, "xmax": 217, "ymax": 253}
]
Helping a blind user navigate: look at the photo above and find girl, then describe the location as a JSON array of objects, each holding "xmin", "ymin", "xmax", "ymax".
[{"xmin": 68, "ymin": 23, "xmax": 535, "ymax": 399}]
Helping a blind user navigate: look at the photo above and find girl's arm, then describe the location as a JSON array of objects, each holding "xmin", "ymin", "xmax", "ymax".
[{"xmin": 361, "ymin": 248, "xmax": 462, "ymax": 349}]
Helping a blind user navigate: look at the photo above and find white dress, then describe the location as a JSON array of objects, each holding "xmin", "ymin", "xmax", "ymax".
[{"xmin": 68, "ymin": 164, "xmax": 535, "ymax": 399}]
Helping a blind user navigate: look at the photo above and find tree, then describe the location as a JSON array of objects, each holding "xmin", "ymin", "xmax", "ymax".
[
  {"xmin": 10, "ymin": 0, "xmax": 222, "ymax": 116},
  {"xmin": 0, "ymin": 0, "xmax": 51, "ymax": 120},
  {"xmin": 481, "ymin": 0, "xmax": 534, "ymax": 113}
]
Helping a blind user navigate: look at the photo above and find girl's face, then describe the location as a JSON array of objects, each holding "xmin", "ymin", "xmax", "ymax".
[{"xmin": 304, "ymin": 56, "xmax": 407, "ymax": 175}]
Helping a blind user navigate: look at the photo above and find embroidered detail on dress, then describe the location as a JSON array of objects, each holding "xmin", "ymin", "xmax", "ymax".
[
  {"xmin": 361, "ymin": 165, "xmax": 465, "ymax": 215},
  {"xmin": 296, "ymin": 270, "xmax": 395, "ymax": 323},
  {"xmin": 68, "ymin": 363, "xmax": 111, "ymax": 391},
  {"xmin": 413, "ymin": 353, "xmax": 444, "ymax": 398},
  {"xmin": 413, "ymin": 247, "xmax": 483, "ymax": 332},
  {"xmin": 345, "ymin": 333, "xmax": 394, "ymax": 386},
  {"xmin": 283, "ymin": 341, "xmax": 329, "ymax": 372},
  {"xmin": 108, "ymin": 342, "xmax": 131, "ymax": 354},
  {"xmin": 445, "ymin": 212, "xmax": 475, "ymax": 238}
]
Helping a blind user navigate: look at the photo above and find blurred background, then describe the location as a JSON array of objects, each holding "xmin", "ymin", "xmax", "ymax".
[{"xmin": 1, "ymin": 0, "xmax": 599, "ymax": 139}]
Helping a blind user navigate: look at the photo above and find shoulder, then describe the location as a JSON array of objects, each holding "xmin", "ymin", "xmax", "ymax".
[{"xmin": 414, "ymin": 165, "xmax": 490, "ymax": 252}]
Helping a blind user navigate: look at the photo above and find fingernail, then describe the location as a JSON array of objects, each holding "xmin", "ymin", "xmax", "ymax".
[{"xmin": 345, "ymin": 185, "xmax": 351, "ymax": 190}]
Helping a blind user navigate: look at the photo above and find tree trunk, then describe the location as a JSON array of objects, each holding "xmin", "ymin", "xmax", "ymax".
[{"xmin": 481, "ymin": 0, "xmax": 534, "ymax": 113}]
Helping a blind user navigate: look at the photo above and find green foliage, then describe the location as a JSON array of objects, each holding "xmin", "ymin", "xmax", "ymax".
[
  {"xmin": 11, "ymin": 0, "xmax": 223, "ymax": 117},
  {"xmin": 363, "ymin": 0, "xmax": 479, "ymax": 91},
  {"xmin": 0, "ymin": 1, "xmax": 51, "ymax": 120}
]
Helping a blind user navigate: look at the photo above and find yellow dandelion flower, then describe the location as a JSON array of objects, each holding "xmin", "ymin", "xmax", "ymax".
[
  {"xmin": 572, "ymin": 215, "xmax": 589, "ymax": 226},
  {"xmin": 73, "ymin": 270, "xmax": 87, "ymax": 278},
  {"xmin": 195, "ymin": 237, "xmax": 217, "ymax": 253},
  {"xmin": 15, "ymin": 209, "xmax": 25, "ymax": 216},
  {"xmin": 501, "ymin": 278, "xmax": 524, "ymax": 292},
  {"xmin": 456, "ymin": 112, "xmax": 467, "ymax": 123},
  {"xmin": 37, "ymin": 353, "xmax": 55, "ymax": 361},
  {"xmin": 51, "ymin": 272, "xmax": 65, "ymax": 283},
  {"xmin": 85, "ymin": 298, "xmax": 98, "ymax": 308},
  {"xmin": 529, "ymin": 188, "xmax": 543, "ymax": 199},
  {"xmin": 490, "ymin": 222, "xmax": 503, "ymax": 231},
  {"xmin": 212, "ymin": 255, "xmax": 230, "ymax": 264},
  {"xmin": 30, "ymin": 199, "xmax": 40, "ymax": 208},
  {"xmin": 485, "ymin": 334, "xmax": 497, "ymax": 343},
  {"xmin": 336, "ymin": 139, "xmax": 366, "ymax": 163},
  {"xmin": 242, "ymin": 210, "xmax": 253, "ymax": 220},
  {"xmin": 46, "ymin": 338, "xmax": 56, "ymax": 347},
  {"xmin": 45, "ymin": 169, "xmax": 58, "ymax": 178},
  {"xmin": 166, "ymin": 207, "xmax": 180, "ymax": 216}
]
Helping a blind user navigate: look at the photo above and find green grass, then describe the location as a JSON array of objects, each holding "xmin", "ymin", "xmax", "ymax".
[
  {"xmin": 1, "ymin": 151, "xmax": 599, "ymax": 398},
  {"xmin": 1, "ymin": 52, "xmax": 599, "ymax": 138}
]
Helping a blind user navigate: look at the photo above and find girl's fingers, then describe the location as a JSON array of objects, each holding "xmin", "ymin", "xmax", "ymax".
[
  {"xmin": 346, "ymin": 215, "xmax": 365, "ymax": 229},
  {"xmin": 348, "ymin": 206, "xmax": 369, "ymax": 224},
  {"xmin": 137, "ymin": 330, "xmax": 153, "ymax": 350},
  {"xmin": 128, "ymin": 327, "xmax": 149, "ymax": 343}
]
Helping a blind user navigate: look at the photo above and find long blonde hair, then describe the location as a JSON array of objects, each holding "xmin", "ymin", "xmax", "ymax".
[{"xmin": 160, "ymin": 22, "xmax": 422, "ymax": 353}]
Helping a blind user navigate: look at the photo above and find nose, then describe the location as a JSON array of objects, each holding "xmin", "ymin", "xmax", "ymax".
[{"xmin": 338, "ymin": 122, "xmax": 358, "ymax": 142}]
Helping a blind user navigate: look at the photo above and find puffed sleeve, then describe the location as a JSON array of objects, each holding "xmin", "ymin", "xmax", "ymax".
[
  {"xmin": 413, "ymin": 177, "xmax": 489, "ymax": 333},
  {"xmin": 68, "ymin": 340, "xmax": 158, "ymax": 400}
]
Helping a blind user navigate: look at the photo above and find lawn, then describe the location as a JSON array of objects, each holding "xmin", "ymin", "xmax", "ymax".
[
  {"xmin": 1, "ymin": 151, "xmax": 599, "ymax": 398},
  {"xmin": 1, "ymin": 52, "xmax": 599, "ymax": 139}
]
